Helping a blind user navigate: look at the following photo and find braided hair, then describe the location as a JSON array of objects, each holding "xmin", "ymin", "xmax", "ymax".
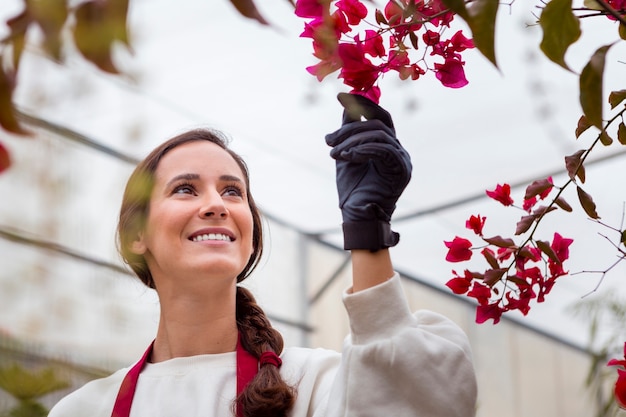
[{"xmin": 117, "ymin": 128, "xmax": 295, "ymax": 416}]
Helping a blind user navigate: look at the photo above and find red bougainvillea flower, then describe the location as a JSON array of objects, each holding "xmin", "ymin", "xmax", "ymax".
[
  {"xmin": 449, "ymin": 30, "xmax": 475, "ymax": 52},
  {"xmin": 608, "ymin": 343, "xmax": 626, "ymax": 408},
  {"xmin": 434, "ymin": 58, "xmax": 468, "ymax": 88},
  {"xmin": 606, "ymin": 0, "xmax": 626, "ymax": 20},
  {"xmin": 444, "ymin": 236, "xmax": 473, "ymax": 262},
  {"xmin": 337, "ymin": 41, "xmax": 381, "ymax": 93},
  {"xmin": 466, "ymin": 214, "xmax": 486, "ymax": 236},
  {"xmin": 476, "ymin": 301, "xmax": 503, "ymax": 324},
  {"xmin": 446, "ymin": 269, "xmax": 473, "ymax": 294},
  {"xmin": 486, "ymin": 183, "xmax": 514, "ymax": 206},
  {"xmin": 0, "ymin": 141, "xmax": 10, "ymax": 174},
  {"xmin": 551, "ymin": 232, "xmax": 574, "ymax": 263}
]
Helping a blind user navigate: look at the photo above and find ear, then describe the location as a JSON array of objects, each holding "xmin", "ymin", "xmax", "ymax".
[{"xmin": 130, "ymin": 232, "xmax": 147, "ymax": 255}]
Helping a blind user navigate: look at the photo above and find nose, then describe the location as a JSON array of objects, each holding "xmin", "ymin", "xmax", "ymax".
[{"xmin": 199, "ymin": 190, "xmax": 227, "ymax": 219}]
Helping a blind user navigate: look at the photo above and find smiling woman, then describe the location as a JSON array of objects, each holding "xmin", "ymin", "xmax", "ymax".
[{"xmin": 47, "ymin": 95, "xmax": 478, "ymax": 417}]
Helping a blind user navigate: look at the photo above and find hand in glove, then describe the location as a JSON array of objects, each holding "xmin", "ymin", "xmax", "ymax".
[{"xmin": 325, "ymin": 93, "xmax": 412, "ymax": 251}]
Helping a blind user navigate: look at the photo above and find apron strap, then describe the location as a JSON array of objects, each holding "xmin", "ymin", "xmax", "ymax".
[{"xmin": 111, "ymin": 334, "xmax": 259, "ymax": 417}]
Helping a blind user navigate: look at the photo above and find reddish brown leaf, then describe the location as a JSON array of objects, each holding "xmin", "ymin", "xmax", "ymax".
[
  {"xmin": 524, "ymin": 178, "xmax": 553, "ymax": 200},
  {"xmin": 517, "ymin": 246, "xmax": 535, "ymax": 260},
  {"xmin": 515, "ymin": 214, "xmax": 535, "ymax": 235},
  {"xmin": 536, "ymin": 240, "xmax": 560, "ymax": 263},
  {"xmin": 609, "ymin": 89, "xmax": 626, "ymax": 109},
  {"xmin": 483, "ymin": 235, "xmax": 516, "ymax": 248},
  {"xmin": 0, "ymin": 141, "xmax": 11, "ymax": 174},
  {"xmin": 229, "ymin": 0, "xmax": 269, "ymax": 25},
  {"xmin": 565, "ymin": 149, "xmax": 586, "ymax": 183},
  {"xmin": 482, "ymin": 249, "xmax": 500, "ymax": 269},
  {"xmin": 484, "ymin": 268, "xmax": 507, "ymax": 286},
  {"xmin": 577, "ymin": 186, "xmax": 600, "ymax": 219},
  {"xmin": 618, "ymin": 122, "xmax": 626, "ymax": 145},
  {"xmin": 532, "ymin": 205, "xmax": 557, "ymax": 217},
  {"xmin": 575, "ymin": 115, "xmax": 592, "ymax": 138},
  {"xmin": 555, "ymin": 197, "xmax": 573, "ymax": 212}
]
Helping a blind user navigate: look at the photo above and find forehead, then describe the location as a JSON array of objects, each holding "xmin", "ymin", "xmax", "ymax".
[{"xmin": 154, "ymin": 141, "xmax": 245, "ymax": 182}]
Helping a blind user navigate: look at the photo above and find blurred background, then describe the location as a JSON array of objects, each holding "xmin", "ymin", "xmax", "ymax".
[{"xmin": 0, "ymin": 0, "xmax": 625, "ymax": 416}]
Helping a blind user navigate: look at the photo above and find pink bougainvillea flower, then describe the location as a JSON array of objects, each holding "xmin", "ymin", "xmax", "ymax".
[
  {"xmin": 467, "ymin": 281, "xmax": 492, "ymax": 305},
  {"xmin": 383, "ymin": 0, "xmax": 404, "ymax": 25},
  {"xmin": 337, "ymin": 42, "xmax": 381, "ymax": 91},
  {"xmin": 551, "ymin": 232, "xmax": 574, "ymax": 263},
  {"xmin": 336, "ymin": 0, "xmax": 368, "ymax": 25},
  {"xmin": 306, "ymin": 59, "xmax": 342, "ymax": 81},
  {"xmin": 486, "ymin": 183, "xmax": 514, "ymax": 206},
  {"xmin": 444, "ymin": 236, "xmax": 473, "ymax": 262},
  {"xmin": 465, "ymin": 214, "xmax": 486, "ymax": 236},
  {"xmin": 476, "ymin": 301, "xmax": 503, "ymax": 324},
  {"xmin": 0, "ymin": 141, "xmax": 10, "ymax": 174},
  {"xmin": 449, "ymin": 30, "xmax": 475, "ymax": 52},
  {"xmin": 362, "ymin": 30, "xmax": 385, "ymax": 58},
  {"xmin": 295, "ymin": 0, "xmax": 328, "ymax": 18},
  {"xmin": 608, "ymin": 343, "xmax": 626, "ymax": 408},
  {"xmin": 350, "ymin": 86, "xmax": 381, "ymax": 103},
  {"xmin": 434, "ymin": 58, "xmax": 469, "ymax": 88},
  {"xmin": 523, "ymin": 196, "xmax": 537, "ymax": 212}
]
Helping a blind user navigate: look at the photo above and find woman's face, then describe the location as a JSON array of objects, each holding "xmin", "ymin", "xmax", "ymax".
[{"xmin": 131, "ymin": 141, "xmax": 255, "ymax": 287}]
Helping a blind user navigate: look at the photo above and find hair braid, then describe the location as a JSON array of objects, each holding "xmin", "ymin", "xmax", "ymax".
[{"xmin": 235, "ymin": 286, "xmax": 296, "ymax": 417}]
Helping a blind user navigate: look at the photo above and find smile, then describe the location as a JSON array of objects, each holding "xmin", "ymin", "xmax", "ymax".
[{"xmin": 191, "ymin": 233, "xmax": 233, "ymax": 242}]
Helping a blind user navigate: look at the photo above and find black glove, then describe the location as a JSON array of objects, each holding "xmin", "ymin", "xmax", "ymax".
[{"xmin": 325, "ymin": 93, "xmax": 412, "ymax": 251}]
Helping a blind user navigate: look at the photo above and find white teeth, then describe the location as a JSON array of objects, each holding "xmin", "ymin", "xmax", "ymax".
[{"xmin": 192, "ymin": 233, "xmax": 231, "ymax": 242}]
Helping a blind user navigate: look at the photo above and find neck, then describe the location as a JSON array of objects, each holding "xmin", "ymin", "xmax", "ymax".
[{"xmin": 151, "ymin": 282, "xmax": 238, "ymax": 362}]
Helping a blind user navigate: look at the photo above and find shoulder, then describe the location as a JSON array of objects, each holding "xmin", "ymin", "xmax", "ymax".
[
  {"xmin": 48, "ymin": 367, "xmax": 128, "ymax": 417},
  {"xmin": 281, "ymin": 346, "xmax": 340, "ymax": 379}
]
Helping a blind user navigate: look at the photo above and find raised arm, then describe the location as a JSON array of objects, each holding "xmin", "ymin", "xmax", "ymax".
[{"xmin": 325, "ymin": 93, "xmax": 411, "ymax": 292}]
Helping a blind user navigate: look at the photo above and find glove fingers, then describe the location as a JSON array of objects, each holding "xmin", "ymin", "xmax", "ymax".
[
  {"xmin": 337, "ymin": 93, "xmax": 394, "ymax": 130},
  {"xmin": 326, "ymin": 120, "xmax": 397, "ymax": 148},
  {"xmin": 340, "ymin": 143, "xmax": 412, "ymax": 178}
]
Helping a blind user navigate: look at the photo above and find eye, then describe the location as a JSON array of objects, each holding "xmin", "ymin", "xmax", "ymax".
[
  {"xmin": 172, "ymin": 182, "xmax": 196, "ymax": 195},
  {"xmin": 222, "ymin": 183, "xmax": 244, "ymax": 198}
]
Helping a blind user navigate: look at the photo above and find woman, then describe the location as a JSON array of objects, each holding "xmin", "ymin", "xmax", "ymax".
[{"xmin": 48, "ymin": 94, "xmax": 477, "ymax": 417}]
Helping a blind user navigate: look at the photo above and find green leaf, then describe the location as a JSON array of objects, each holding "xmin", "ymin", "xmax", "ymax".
[
  {"xmin": 0, "ymin": 67, "xmax": 27, "ymax": 135},
  {"xmin": 583, "ymin": 0, "xmax": 604, "ymax": 9},
  {"xmin": 620, "ymin": 21, "xmax": 626, "ymax": 40},
  {"xmin": 609, "ymin": 89, "xmax": 626, "ymax": 109},
  {"xmin": 539, "ymin": 0, "xmax": 581, "ymax": 71},
  {"xmin": 441, "ymin": 0, "xmax": 499, "ymax": 67},
  {"xmin": 618, "ymin": 122, "xmax": 626, "ymax": 145},
  {"xmin": 577, "ymin": 186, "xmax": 600, "ymax": 219},
  {"xmin": 564, "ymin": 149, "xmax": 586, "ymax": 182},
  {"xmin": 28, "ymin": 0, "xmax": 68, "ymax": 59},
  {"xmin": 72, "ymin": 1, "xmax": 118, "ymax": 73},
  {"xmin": 580, "ymin": 43, "xmax": 613, "ymax": 129},
  {"xmin": 0, "ymin": 364, "xmax": 69, "ymax": 401},
  {"xmin": 599, "ymin": 130, "xmax": 613, "ymax": 146},
  {"xmin": 229, "ymin": 0, "xmax": 269, "ymax": 25}
]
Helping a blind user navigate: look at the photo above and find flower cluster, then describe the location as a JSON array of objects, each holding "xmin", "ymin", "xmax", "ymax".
[
  {"xmin": 294, "ymin": 0, "xmax": 474, "ymax": 102},
  {"xmin": 444, "ymin": 178, "xmax": 574, "ymax": 324},
  {"xmin": 608, "ymin": 343, "xmax": 626, "ymax": 409}
]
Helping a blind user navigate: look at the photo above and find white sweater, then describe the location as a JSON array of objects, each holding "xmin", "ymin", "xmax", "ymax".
[{"xmin": 48, "ymin": 274, "xmax": 477, "ymax": 417}]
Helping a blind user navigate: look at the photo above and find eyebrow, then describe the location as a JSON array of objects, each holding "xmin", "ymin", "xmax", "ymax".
[{"xmin": 165, "ymin": 173, "xmax": 244, "ymax": 189}]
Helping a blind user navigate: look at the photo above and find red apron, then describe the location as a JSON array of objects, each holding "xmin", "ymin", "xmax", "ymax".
[{"xmin": 110, "ymin": 335, "xmax": 258, "ymax": 417}]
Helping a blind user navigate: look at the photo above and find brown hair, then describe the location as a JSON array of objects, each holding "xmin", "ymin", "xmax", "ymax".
[{"xmin": 117, "ymin": 128, "xmax": 295, "ymax": 417}]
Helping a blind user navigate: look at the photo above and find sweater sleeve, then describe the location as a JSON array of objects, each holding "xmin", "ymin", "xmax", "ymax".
[{"xmin": 324, "ymin": 273, "xmax": 477, "ymax": 417}]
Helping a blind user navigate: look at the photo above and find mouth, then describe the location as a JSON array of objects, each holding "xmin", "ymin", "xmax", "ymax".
[{"xmin": 190, "ymin": 232, "xmax": 234, "ymax": 242}]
